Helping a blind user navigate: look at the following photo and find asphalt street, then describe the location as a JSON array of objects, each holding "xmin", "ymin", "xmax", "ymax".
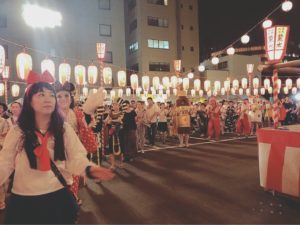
[{"xmin": 1, "ymin": 134, "xmax": 300, "ymax": 224}]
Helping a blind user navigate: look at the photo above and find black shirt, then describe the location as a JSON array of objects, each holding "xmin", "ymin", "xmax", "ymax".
[{"xmin": 122, "ymin": 110, "xmax": 137, "ymax": 130}]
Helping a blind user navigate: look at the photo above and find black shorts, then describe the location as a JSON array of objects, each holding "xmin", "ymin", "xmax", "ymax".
[{"xmin": 157, "ymin": 122, "xmax": 168, "ymax": 132}]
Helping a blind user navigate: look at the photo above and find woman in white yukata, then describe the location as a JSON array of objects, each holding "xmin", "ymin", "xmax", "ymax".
[{"xmin": 0, "ymin": 70, "xmax": 114, "ymax": 224}]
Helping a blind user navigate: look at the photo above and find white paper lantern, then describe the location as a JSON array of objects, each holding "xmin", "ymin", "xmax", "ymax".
[
  {"xmin": 41, "ymin": 59, "xmax": 55, "ymax": 78},
  {"xmin": 224, "ymin": 80, "xmax": 230, "ymax": 92},
  {"xmin": 110, "ymin": 90, "xmax": 116, "ymax": 100},
  {"xmin": 162, "ymin": 77, "xmax": 170, "ymax": 90},
  {"xmin": 170, "ymin": 76, "xmax": 177, "ymax": 89},
  {"xmin": 221, "ymin": 88, "xmax": 226, "ymax": 96},
  {"xmin": 260, "ymin": 88, "xmax": 266, "ymax": 95},
  {"xmin": 292, "ymin": 87, "xmax": 297, "ymax": 95},
  {"xmin": 232, "ymin": 79, "xmax": 239, "ymax": 90},
  {"xmin": 207, "ymin": 90, "xmax": 212, "ymax": 97},
  {"xmin": 117, "ymin": 70, "xmax": 126, "ymax": 87},
  {"xmin": 74, "ymin": 65, "xmax": 86, "ymax": 86},
  {"xmin": 254, "ymin": 89, "xmax": 259, "ymax": 96},
  {"xmin": 187, "ymin": 72, "xmax": 194, "ymax": 79},
  {"xmin": 183, "ymin": 78, "xmax": 189, "ymax": 91},
  {"xmin": 227, "ymin": 47, "xmax": 235, "ymax": 55},
  {"xmin": 282, "ymin": 0, "xmax": 293, "ymax": 12},
  {"xmin": 103, "ymin": 67, "xmax": 112, "ymax": 85},
  {"xmin": 253, "ymin": 77, "xmax": 259, "ymax": 89},
  {"xmin": 204, "ymin": 80, "xmax": 211, "ymax": 92},
  {"xmin": 211, "ymin": 57, "xmax": 219, "ymax": 65},
  {"xmin": 142, "ymin": 76, "xmax": 150, "ymax": 91},
  {"xmin": 152, "ymin": 76, "xmax": 160, "ymax": 90},
  {"xmin": 59, "ymin": 63, "xmax": 71, "ymax": 84},
  {"xmin": 118, "ymin": 89, "xmax": 123, "ymax": 98},
  {"xmin": 199, "ymin": 90, "xmax": 204, "ymax": 97},
  {"xmin": 126, "ymin": 88, "xmax": 131, "ymax": 97},
  {"xmin": 268, "ymin": 87, "xmax": 273, "ymax": 94},
  {"xmin": 286, "ymin": 78, "xmax": 292, "ymax": 90},
  {"xmin": 277, "ymin": 79, "xmax": 282, "ymax": 90},
  {"xmin": 231, "ymin": 88, "xmax": 236, "ymax": 95},
  {"xmin": 198, "ymin": 64, "xmax": 205, "ymax": 72},
  {"xmin": 283, "ymin": 87, "xmax": 289, "ymax": 95},
  {"xmin": 241, "ymin": 78, "xmax": 248, "ymax": 89},
  {"xmin": 191, "ymin": 89, "xmax": 196, "ymax": 97},
  {"xmin": 264, "ymin": 78, "xmax": 271, "ymax": 89},
  {"xmin": 194, "ymin": 79, "xmax": 201, "ymax": 91},
  {"xmin": 82, "ymin": 87, "xmax": 89, "ymax": 98},
  {"xmin": 262, "ymin": 19, "xmax": 272, "ymax": 29},
  {"xmin": 11, "ymin": 84, "xmax": 20, "ymax": 97},
  {"xmin": 239, "ymin": 88, "xmax": 243, "ymax": 96},
  {"xmin": 297, "ymin": 78, "xmax": 300, "ymax": 89},
  {"xmin": 214, "ymin": 81, "xmax": 221, "ymax": 92},
  {"xmin": 166, "ymin": 89, "xmax": 170, "ymax": 97},
  {"xmin": 246, "ymin": 88, "xmax": 251, "ymax": 96},
  {"xmin": 241, "ymin": 34, "xmax": 250, "ymax": 44},
  {"xmin": 87, "ymin": 65, "xmax": 98, "ymax": 85},
  {"xmin": 130, "ymin": 74, "xmax": 139, "ymax": 90}
]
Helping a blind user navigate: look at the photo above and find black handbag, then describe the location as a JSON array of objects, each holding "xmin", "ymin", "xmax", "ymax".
[{"xmin": 50, "ymin": 160, "xmax": 80, "ymax": 224}]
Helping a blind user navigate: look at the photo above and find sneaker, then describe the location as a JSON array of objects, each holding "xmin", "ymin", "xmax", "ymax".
[{"xmin": 0, "ymin": 202, "xmax": 6, "ymax": 210}]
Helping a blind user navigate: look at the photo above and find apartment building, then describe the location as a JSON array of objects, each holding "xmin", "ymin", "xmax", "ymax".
[
  {"xmin": 0, "ymin": 0, "xmax": 126, "ymax": 88},
  {"xmin": 125, "ymin": 0, "xmax": 199, "ymax": 81}
]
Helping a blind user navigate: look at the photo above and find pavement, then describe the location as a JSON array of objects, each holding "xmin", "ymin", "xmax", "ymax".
[{"xmin": 1, "ymin": 134, "xmax": 300, "ymax": 224}]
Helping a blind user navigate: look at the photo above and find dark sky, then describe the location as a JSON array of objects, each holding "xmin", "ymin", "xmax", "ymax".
[{"xmin": 199, "ymin": 0, "xmax": 300, "ymax": 61}]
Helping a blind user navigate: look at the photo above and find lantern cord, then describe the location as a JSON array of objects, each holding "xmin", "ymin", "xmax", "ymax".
[{"xmin": 214, "ymin": 3, "xmax": 283, "ymax": 57}]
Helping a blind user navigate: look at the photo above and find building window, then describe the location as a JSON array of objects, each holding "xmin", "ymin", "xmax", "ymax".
[
  {"xmin": 149, "ymin": 62, "xmax": 170, "ymax": 72},
  {"xmin": 190, "ymin": 47, "xmax": 194, "ymax": 52},
  {"xmin": 148, "ymin": 16, "xmax": 168, "ymax": 28},
  {"xmin": 98, "ymin": 0, "xmax": 110, "ymax": 10},
  {"xmin": 148, "ymin": 39, "xmax": 169, "ymax": 49},
  {"xmin": 189, "ymin": 5, "xmax": 193, "ymax": 10},
  {"xmin": 129, "ymin": 41, "xmax": 139, "ymax": 54},
  {"xmin": 190, "ymin": 26, "xmax": 194, "ymax": 31},
  {"xmin": 99, "ymin": 24, "xmax": 111, "ymax": 36},
  {"xmin": 0, "ymin": 15, "xmax": 7, "ymax": 28},
  {"xmin": 129, "ymin": 19, "xmax": 137, "ymax": 33},
  {"xmin": 104, "ymin": 51, "xmax": 113, "ymax": 63},
  {"xmin": 130, "ymin": 63, "xmax": 139, "ymax": 72},
  {"xmin": 147, "ymin": 0, "xmax": 168, "ymax": 6},
  {"xmin": 218, "ymin": 61, "xmax": 228, "ymax": 70},
  {"xmin": 128, "ymin": 0, "xmax": 136, "ymax": 10}
]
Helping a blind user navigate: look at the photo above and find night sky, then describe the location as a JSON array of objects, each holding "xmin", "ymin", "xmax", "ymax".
[{"xmin": 199, "ymin": 0, "xmax": 300, "ymax": 61}]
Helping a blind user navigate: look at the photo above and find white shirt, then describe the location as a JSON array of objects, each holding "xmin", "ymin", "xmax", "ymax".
[
  {"xmin": 145, "ymin": 104, "xmax": 160, "ymax": 123},
  {"xmin": 0, "ymin": 123, "xmax": 93, "ymax": 196}
]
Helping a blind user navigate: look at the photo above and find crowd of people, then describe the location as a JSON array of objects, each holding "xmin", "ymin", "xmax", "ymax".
[{"xmin": 0, "ymin": 70, "xmax": 300, "ymax": 223}]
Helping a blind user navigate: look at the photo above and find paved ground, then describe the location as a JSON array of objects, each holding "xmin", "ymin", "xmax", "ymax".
[{"xmin": 1, "ymin": 134, "xmax": 300, "ymax": 224}]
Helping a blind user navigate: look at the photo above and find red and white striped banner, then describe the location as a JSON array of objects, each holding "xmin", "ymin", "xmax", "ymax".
[{"xmin": 257, "ymin": 128, "xmax": 300, "ymax": 197}]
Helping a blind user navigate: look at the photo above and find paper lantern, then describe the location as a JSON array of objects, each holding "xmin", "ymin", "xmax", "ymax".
[
  {"xmin": 183, "ymin": 78, "xmax": 189, "ymax": 91},
  {"xmin": 292, "ymin": 87, "xmax": 297, "ymax": 95},
  {"xmin": 204, "ymin": 80, "xmax": 211, "ymax": 92},
  {"xmin": 227, "ymin": 47, "xmax": 235, "ymax": 55},
  {"xmin": 96, "ymin": 43, "xmax": 106, "ymax": 59},
  {"xmin": 262, "ymin": 19, "xmax": 273, "ymax": 29},
  {"xmin": 162, "ymin": 77, "xmax": 170, "ymax": 90},
  {"xmin": 152, "ymin": 76, "xmax": 160, "ymax": 90},
  {"xmin": 277, "ymin": 79, "xmax": 282, "ymax": 90},
  {"xmin": 221, "ymin": 88, "xmax": 226, "ymax": 96},
  {"xmin": 118, "ymin": 70, "xmax": 126, "ymax": 87},
  {"xmin": 2, "ymin": 66, "xmax": 10, "ymax": 80},
  {"xmin": 239, "ymin": 88, "xmax": 243, "ymax": 96},
  {"xmin": 283, "ymin": 87, "xmax": 289, "ymax": 95},
  {"xmin": 224, "ymin": 80, "xmax": 230, "ymax": 92},
  {"xmin": 129, "ymin": 74, "xmax": 137, "ymax": 90},
  {"xmin": 253, "ymin": 78, "xmax": 259, "ymax": 89},
  {"xmin": 285, "ymin": 78, "xmax": 292, "ymax": 90},
  {"xmin": 241, "ymin": 78, "xmax": 248, "ymax": 89},
  {"xmin": 118, "ymin": 89, "xmax": 123, "ymax": 98},
  {"xmin": 91, "ymin": 88, "xmax": 98, "ymax": 94},
  {"xmin": 88, "ymin": 65, "xmax": 98, "ymax": 85},
  {"xmin": 110, "ymin": 90, "xmax": 116, "ymax": 100},
  {"xmin": 199, "ymin": 90, "xmax": 204, "ymax": 97},
  {"xmin": 211, "ymin": 57, "xmax": 219, "ymax": 65},
  {"xmin": 16, "ymin": 52, "xmax": 32, "ymax": 80},
  {"xmin": 158, "ymin": 89, "xmax": 163, "ymax": 96},
  {"xmin": 0, "ymin": 45, "xmax": 5, "ymax": 74},
  {"xmin": 297, "ymin": 78, "xmax": 300, "ymax": 89},
  {"xmin": 170, "ymin": 76, "xmax": 177, "ymax": 89},
  {"xmin": 0, "ymin": 83, "xmax": 4, "ymax": 96},
  {"xmin": 264, "ymin": 78, "xmax": 271, "ymax": 89},
  {"xmin": 214, "ymin": 81, "xmax": 221, "ymax": 92},
  {"xmin": 254, "ymin": 89, "xmax": 259, "ymax": 96},
  {"xmin": 178, "ymin": 78, "xmax": 183, "ymax": 84},
  {"xmin": 82, "ymin": 87, "xmax": 88, "ymax": 98},
  {"xmin": 59, "ymin": 63, "xmax": 71, "ymax": 84},
  {"xmin": 194, "ymin": 79, "xmax": 201, "ymax": 91},
  {"xmin": 241, "ymin": 34, "xmax": 250, "ymax": 44},
  {"xmin": 151, "ymin": 89, "xmax": 156, "ymax": 96},
  {"xmin": 137, "ymin": 88, "xmax": 142, "ymax": 97},
  {"xmin": 268, "ymin": 87, "xmax": 273, "ymax": 94},
  {"xmin": 198, "ymin": 64, "xmax": 205, "ymax": 72},
  {"xmin": 142, "ymin": 76, "xmax": 150, "ymax": 91},
  {"xmin": 41, "ymin": 59, "xmax": 55, "ymax": 78},
  {"xmin": 173, "ymin": 88, "xmax": 177, "ymax": 96},
  {"xmin": 261, "ymin": 88, "xmax": 266, "ymax": 95},
  {"xmin": 187, "ymin": 72, "xmax": 194, "ymax": 79},
  {"xmin": 232, "ymin": 79, "xmax": 239, "ymax": 90},
  {"xmin": 231, "ymin": 88, "xmax": 236, "ymax": 95},
  {"xmin": 207, "ymin": 90, "xmax": 212, "ymax": 97},
  {"xmin": 103, "ymin": 67, "xmax": 112, "ymax": 85},
  {"xmin": 264, "ymin": 26, "xmax": 290, "ymax": 64},
  {"xmin": 282, "ymin": 0, "xmax": 293, "ymax": 12},
  {"xmin": 166, "ymin": 89, "xmax": 170, "ymax": 97},
  {"xmin": 74, "ymin": 65, "xmax": 86, "ymax": 86},
  {"xmin": 174, "ymin": 60, "xmax": 181, "ymax": 73},
  {"xmin": 247, "ymin": 64, "xmax": 254, "ymax": 74},
  {"xmin": 246, "ymin": 88, "xmax": 251, "ymax": 96},
  {"xmin": 191, "ymin": 89, "xmax": 196, "ymax": 97},
  {"xmin": 11, "ymin": 84, "xmax": 20, "ymax": 97},
  {"xmin": 126, "ymin": 88, "xmax": 131, "ymax": 96}
]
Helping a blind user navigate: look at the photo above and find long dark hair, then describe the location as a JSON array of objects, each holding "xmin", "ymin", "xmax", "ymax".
[{"xmin": 18, "ymin": 82, "xmax": 66, "ymax": 169}]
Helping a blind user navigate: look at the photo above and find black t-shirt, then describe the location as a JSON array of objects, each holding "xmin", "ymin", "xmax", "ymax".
[{"xmin": 122, "ymin": 110, "xmax": 137, "ymax": 130}]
